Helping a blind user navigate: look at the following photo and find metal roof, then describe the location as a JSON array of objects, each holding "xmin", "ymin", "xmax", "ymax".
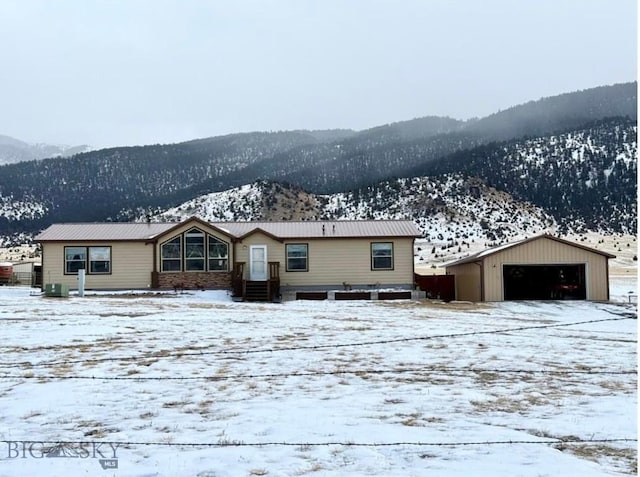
[
  {"xmin": 35, "ymin": 223, "xmax": 176, "ymax": 242},
  {"xmin": 35, "ymin": 219, "xmax": 421, "ymax": 242},
  {"xmin": 212, "ymin": 220, "xmax": 422, "ymax": 239},
  {"xmin": 445, "ymin": 234, "xmax": 616, "ymax": 267}
]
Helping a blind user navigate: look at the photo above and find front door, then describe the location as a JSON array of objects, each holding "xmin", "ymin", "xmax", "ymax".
[{"xmin": 249, "ymin": 245, "xmax": 267, "ymax": 281}]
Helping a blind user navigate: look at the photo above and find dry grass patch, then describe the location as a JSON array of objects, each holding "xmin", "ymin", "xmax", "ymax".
[
  {"xmin": 383, "ymin": 397, "xmax": 405, "ymax": 405},
  {"xmin": 187, "ymin": 303, "xmax": 233, "ymax": 310},
  {"xmin": 470, "ymin": 394, "xmax": 551, "ymax": 414},
  {"xmin": 294, "ymin": 462, "xmax": 324, "ymax": 475},
  {"xmin": 162, "ymin": 399, "xmax": 190, "ymax": 409},
  {"xmin": 558, "ymin": 444, "xmax": 637, "ymax": 475},
  {"xmin": 598, "ymin": 379, "xmax": 634, "ymax": 392},
  {"xmin": 75, "ymin": 419, "xmax": 118, "ymax": 438},
  {"xmin": 51, "ymin": 364, "xmax": 73, "ymax": 376},
  {"xmin": 395, "ymin": 412, "xmax": 445, "ymax": 427}
]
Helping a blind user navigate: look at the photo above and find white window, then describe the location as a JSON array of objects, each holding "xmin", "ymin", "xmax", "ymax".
[
  {"xmin": 160, "ymin": 230, "xmax": 229, "ymax": 272},
  {"xmin": 161, "ymin": 237, "xmax": 182, "ymax": 272},
  {"xmin": 64, "ymin": 246, "xmax": 111, "ymax": 274},
  {"xmin": 89, "ymin": 247, "xmax": 111, "ymax": 274},
  {"xmin": 65, "ymin": 247, "xmax": 86, "ymax": 274},
  {"xmin": 371, "ymin": 242, "xmax": 393, "ymax": 270},
  {"xmin": 185, "ymin": 229, "xmax": 205, "ymax": 271},
  {"xmin": 286, "ymin": 244, "xmax": 308, "ymax": 272},
  {"xmin": 208, "ymin": 236, "xmax": 229, "ymax": 271}
]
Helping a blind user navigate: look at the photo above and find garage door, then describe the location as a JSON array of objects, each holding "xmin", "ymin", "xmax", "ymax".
[{"xmin": 503, "ymin": 264, "xmax": 586, "ymax": 300}]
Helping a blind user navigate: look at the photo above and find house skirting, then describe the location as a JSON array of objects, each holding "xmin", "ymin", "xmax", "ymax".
[{"xmin": 279, "ymin": 283, "xmax": 415, "ymax": 293}]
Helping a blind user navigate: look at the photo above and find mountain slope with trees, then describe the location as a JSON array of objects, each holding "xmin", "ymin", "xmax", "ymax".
[{"xmin": 409, "ymin": 117, "xmax": 637, "ymax": 233}]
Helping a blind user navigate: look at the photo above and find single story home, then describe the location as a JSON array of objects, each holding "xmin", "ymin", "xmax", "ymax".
[
  {"xmin": 444, "ymin": 234, "xmax": 615, "ymax": 302},
  {"xmin": 35, "ymin": 217, "xmax": 422, "ymax": 300}
]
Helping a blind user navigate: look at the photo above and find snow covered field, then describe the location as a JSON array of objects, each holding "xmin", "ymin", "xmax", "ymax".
[{"xmin": 0, "ymin": 278, "xmax": 636, "ymax": 477}]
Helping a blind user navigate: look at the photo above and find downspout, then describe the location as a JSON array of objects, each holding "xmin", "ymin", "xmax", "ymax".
[
  {"xmin": 232, "ymin": 240, "xmax": 237, "ymax": 275},
  {"xmin": 472, "ymin": 261, "xmax": 484, "ymax": 302},
  {"xmin": 40, "ymin": 242, "xmax": 45, "ymax": 292},
  {"xmin": 480, "ymin": 261, "xmax": 485, "ymax": 301},
  {"xmin": 412, "ymin": 238, "xmax": 416, "ymax": 290},
  {"xmin": 151, "ymin": 240, "xmax": 158, "ymax": 289},
  {"xmin": 605, "ymin": 258, "xmax": 610, "ymax": 301},
  {"xmin": 152, "ymin": 241, "xmax": 157, "ymax": 273}
]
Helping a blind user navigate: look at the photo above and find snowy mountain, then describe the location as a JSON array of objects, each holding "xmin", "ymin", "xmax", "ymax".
[
  {"xmin": 0, "ymin": 134, "xmax": 89, "ymax": 165},
  {"xmin": 134, "ymin": 177, "xmax": 557, "ymax": 244},
  {"xmin": 413, "ymin": 118, "xmax": 637, "ymax": 233}
]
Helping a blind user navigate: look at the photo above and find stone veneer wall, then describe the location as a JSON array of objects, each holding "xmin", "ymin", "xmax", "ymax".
[{"xmin": 156, "ymin": 272, "xmax": 232, "ymax": 290}]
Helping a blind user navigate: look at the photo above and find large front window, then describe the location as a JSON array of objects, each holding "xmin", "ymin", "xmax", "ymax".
[
  {"xmin": 185, "ymin": 229, "xmax": 205, "ymax": 271},
  {"xmin": 161, "ymin": 237, "xmax": 182, "ymax": 272},
  {"xmin": 371, "ymin": 242, "xmax": 393, "ymax": 270},
  {"xmin": 160, "ymin": 229, "xmax": 229, "ymax": 272},
  {"xmin": 209, "ymin": 236, "xmax": 229, "ymax": 271},
  {"xmin": 64, "ymin": 246, "xmax": 111, "ymax": 275},
  {"xmin": 286, "ymin": 244, "xmax": 308, "ymax": 271}
]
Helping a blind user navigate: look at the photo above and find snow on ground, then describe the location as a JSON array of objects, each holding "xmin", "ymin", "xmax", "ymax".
[{"xmin": 0, "ymin": 277, "xmax": 636, "ymax": 477}]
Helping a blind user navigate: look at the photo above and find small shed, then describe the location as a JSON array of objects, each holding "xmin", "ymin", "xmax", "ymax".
[
  {"xmin": 445, "ymin": 234, "xmax": 615, "ymax": 302},
  {"xmin": 12, "ymin": 261, "xmax": 42, "ymax": 287}
]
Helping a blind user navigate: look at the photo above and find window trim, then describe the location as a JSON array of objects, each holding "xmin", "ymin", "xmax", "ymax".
[
  {"xmin": 160, "ymin": 230, "xmax": 230, "ymax": 273},
  {"xmin": 160, "ymin": 236, "xmax": 183, "ymax": 272},
  {"xmin": 286, "ymin": 243, "xmax": 309, "ymax": 272},
  {"xmin": 184, "ymin": 228, "xmax": 206, "ymax": 272},
  {"xmin": 64, "ymin": 246, "xmax": 112, "ymax": 275},
  {"xmin": 207, "ymin": 235, "xmax": 229, "ymax": 272},
  {"xmin": 88, "ymin": 246, "xmax": 112, "ymax": 274},
  {"xmin": 371, "ymin": 242, "xmax": 394, "ymax": 271}
]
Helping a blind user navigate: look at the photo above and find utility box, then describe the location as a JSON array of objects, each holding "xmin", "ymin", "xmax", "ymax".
[{"xmin": 44, "ymin": 283, "xmax": 69, "ymax": 297}]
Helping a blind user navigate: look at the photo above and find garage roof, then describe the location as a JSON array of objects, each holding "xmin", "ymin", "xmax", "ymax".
[{"xmin": 445, "ymin": 234, "xmax": 616, "ymax": 267}]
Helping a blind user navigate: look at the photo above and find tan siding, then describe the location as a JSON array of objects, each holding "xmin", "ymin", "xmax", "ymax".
[
  {"xmin": 234, "ymin": 233, "xmax": 284, "ymax": 278},
  {"xmin": 447, "ymin": 262, "xmax": 482, "ymax": 302},
  {"xmin": 235, "ymin": 234, "xmax": 415, "ymax": 288},
  {"xmin": 482, "ymin": 237, "xmax": 610, "ymax": 301},
  {"xmin": 42, "ymin": 242, "xmax": 154, "ymax": 289}
]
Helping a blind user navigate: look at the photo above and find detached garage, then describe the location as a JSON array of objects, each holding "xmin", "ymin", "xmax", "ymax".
[{"xmin": 445, "ymin": 234, "xmax": 615, "ymax": 302}]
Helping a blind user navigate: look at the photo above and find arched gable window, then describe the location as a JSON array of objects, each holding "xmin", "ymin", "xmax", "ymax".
[
  {"xmin": 160, "ymin": 228, "xmax": 229, "ymax": 272},
  {"xmin": 185, "ymin": 228, "xmax": 205, "ymax": 271}
]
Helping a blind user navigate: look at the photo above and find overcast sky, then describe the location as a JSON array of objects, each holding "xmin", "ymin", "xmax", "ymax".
[{"xmin": 0, "ymin": 0, "xmax": 636, "ymax": 148}]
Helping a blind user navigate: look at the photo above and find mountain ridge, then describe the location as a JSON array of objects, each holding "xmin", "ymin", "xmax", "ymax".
[
  {"xmin": 0, "ymin": 82, "xmax": 636, "ymax": 246},
  {"xmin": 0, "ymin": 134, "xmax": 90, "ymax": 165}
]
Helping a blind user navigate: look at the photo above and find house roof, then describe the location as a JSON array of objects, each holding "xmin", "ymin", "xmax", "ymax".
[
  {"xmin": 445, "ymin": 234, "xmax": 616, "ymax": 267},
  {"xmin": 35, "ymin": 219, "xmax": 422, "ymax": 242},
  {"xmin": 35, "ymin": 223, "xmax": 176, "ymax": 242},
  {"xmin": 212, "ymin": 220, "xmax": 422, "ymax": 239}
]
